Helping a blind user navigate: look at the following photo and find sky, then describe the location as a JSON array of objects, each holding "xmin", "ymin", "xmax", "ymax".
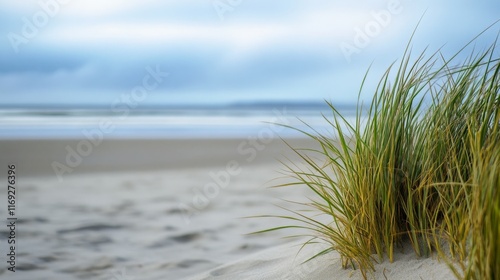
[{"xmin": 0, "ymin": 0, "xmax": 499, "ymax": 108}]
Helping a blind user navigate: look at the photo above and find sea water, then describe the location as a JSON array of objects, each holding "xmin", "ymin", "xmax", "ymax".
[{"xmin": 0, "ymin": 103, "xmax": 360, "ymax": 139}]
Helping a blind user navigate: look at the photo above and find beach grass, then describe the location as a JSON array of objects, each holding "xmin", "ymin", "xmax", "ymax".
[{"xmin": 257, "ymin": 32, "xmax": 499, "ymax": 279}]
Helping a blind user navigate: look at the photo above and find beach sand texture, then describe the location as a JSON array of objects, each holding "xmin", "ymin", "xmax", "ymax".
[
  {"xmin": 186, "ymin": 240, "xmax": 455, "ymax": 280},
  {"xmin": 0, "ymin": 138, "xmax": 317, "ymax": 280},
  {"xmin": 0, "ymin": 138, "xmax": 455, "ymax": 279}
]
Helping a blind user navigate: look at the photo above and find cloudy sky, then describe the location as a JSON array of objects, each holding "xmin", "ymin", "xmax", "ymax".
[{"xmin": 0, "ymin": 0, "xmax": 499, "ymax": 107}]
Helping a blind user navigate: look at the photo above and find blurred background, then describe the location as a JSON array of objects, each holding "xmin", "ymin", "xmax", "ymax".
[{"xmin": 0, "ymin": 0, "xmax": 498, "ymax": 138}]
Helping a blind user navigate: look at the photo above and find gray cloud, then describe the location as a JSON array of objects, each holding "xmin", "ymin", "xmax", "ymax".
[{"xmin": 0, "ymin": 0, "xmax": 499, "ymax": 106}]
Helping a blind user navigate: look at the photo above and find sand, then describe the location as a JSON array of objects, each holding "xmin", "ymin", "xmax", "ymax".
[
  {"xmin": 0, "ymin": 138, "xmax": 456, "ymax": 280},
  {"xmin": 186, "ymin": 241, "xmax": 456, "ymax": 280}
]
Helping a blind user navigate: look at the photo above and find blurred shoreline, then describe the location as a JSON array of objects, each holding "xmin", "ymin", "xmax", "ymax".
[{"xmin": 0, "ymin": 102, "xmax": 357, "ymax": 139}]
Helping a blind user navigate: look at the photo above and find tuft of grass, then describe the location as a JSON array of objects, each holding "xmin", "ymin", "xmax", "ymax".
[
  {"xmin": 462, "ymin": 122, "xmax": 500, "ymax": 280},
  {"xmin": 259, "ymin": 31, "xmax": 499, "ymax": 279}
]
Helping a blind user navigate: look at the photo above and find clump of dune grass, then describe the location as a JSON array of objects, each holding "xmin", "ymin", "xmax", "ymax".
[{"xmin": 258, "ymin": 30, "xmax": 499, "ymax": 279}]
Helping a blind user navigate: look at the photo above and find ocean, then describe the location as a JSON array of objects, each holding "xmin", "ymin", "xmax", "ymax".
[{"xmin": 0, "ymin": 102, "xmax": 359, "ymax": 139}]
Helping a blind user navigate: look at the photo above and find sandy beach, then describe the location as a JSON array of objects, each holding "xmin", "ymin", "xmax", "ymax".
[
  {"xmin": 0, "ymin": 137, "xmax": 456, "ymax": 280},
  {"xmin": 2, "ymin": 1, "xmax": 497, "ymax": 279},
  {"xmin": 186, "ymin": 239, "xmax": 455, "ymax": 280},
  {"xmin": 0, "ymin": 137, "xmax": 319, "ymax": 280}
]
